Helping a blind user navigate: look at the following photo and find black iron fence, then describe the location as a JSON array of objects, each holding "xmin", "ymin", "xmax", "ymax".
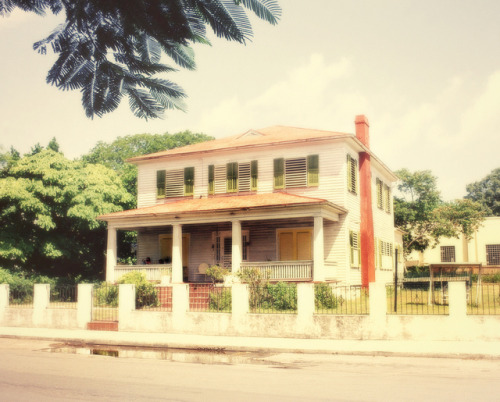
[
  {"xmin": 49, "ymin": 285, "xmax": 77, "ymax": 309},
  {"xmin": 9, "ymin": 286, "xmax": 33, "ymax": 308},
  {"xmin": 386, "ymin": 284, "xmax": 448, "ymax": 315},
  {"xmin": 468, "ymin": 283, "xmax": 500, "ymax": 315},
  {"xmin": 249, "ymin": 282, "xmax": 297, "ymax": 314},
  {"xmin": 189, "ymin": 284, "xmax": 231, "ymax": 313},
  {"xmin": 136, "ymin": 286, "xmax": 172, "ymax": 312},
  {"xmin": 315, "ymin": 284, "xmax": 369, "ymax": 315},
  {"xmin": 92, "ymin": 283, "xmax": 118, "ymax": 321}
]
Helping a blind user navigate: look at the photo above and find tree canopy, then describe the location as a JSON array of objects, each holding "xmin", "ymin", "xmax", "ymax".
[
  {"xmin": 0, "ymin": 150, "xmax": 132, "ymax": 278},
  {"xmin": 82, "ymin": 130, "xmax": 213, "ymax": 204},
  {"xmin": 394, "ymin": 168, "xmax": 485, "ymax": 256},
  {"xmin": 465, "ymin": 168, "xmax": 500, "ymax": 216},
  {"xmin": 1, "ymin": 0, "xmax": 281, "ymax": 119}
]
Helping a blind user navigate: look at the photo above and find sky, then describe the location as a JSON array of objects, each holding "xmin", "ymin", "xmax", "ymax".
[{"xmin": 1, "ymin": 0, "xmax": 499, "ymax": 201}]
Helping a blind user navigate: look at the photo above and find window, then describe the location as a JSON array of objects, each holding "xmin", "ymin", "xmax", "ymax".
[
  {"xmin": 208, "ymin": 165, "xmax": 214, "ymax": 194},
  {"xmin": 157, "ymin": 167, "xmax": 195, "ymax": 198},
  {"xmin": 214, "ymin": 231, "xmax": 250, "ymax": 267},
  {"xmin": 277, "ymin": 228, "xmax": 312, "ymax": 261},
  {"xmin": 440, "ymin": 246, "xmax": 455, "ymax": 263},
  {"xmin": 347, "ymin": 154, "xmax": 358, "ymax": 194},
  {"xmin": 486, "ymin": 244, "xmax": 500, "ymax": 266},
  {"xmin": 376, "ymin": 239, "xmax": 394, "ymax": 269},
  {"xmin": 238, "ymin": 162, "xmax": 251, "ymax": 192},
  {"xmin": 383, "ymin": 184, "xmax": 391, "ymax": 213},
  {"xmin": 227, "ymin": 162, "xmax": 238, "ymax": 193},
  {"xmin": 376, "ymin": 178, "xmax": 383, "ymax": 209},
  {"xmin": 251, "ymin": 160, "xmax": 258, "ymax": 191},
  {"xmin": 350, "ymin": 231, "xmax": 360, "ymax": 267},
  {"xmin": 273, "ymin": 155, "xmax": 319, "ymax": 189}
]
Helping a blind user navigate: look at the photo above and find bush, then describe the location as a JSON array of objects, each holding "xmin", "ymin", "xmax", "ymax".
[
  {"xmin": 209, "ymin": 288, "xmax": 232, "ymax": 312},
  {"xmin": 264, "ymin": 282, "xmax": 297, "ymax": 311},
  {"xmin": 315, "ymin": 283, "xmax": 338, "ymax": 309},
  {"xmin": 94, "ymin": 282, "xmax": 119, "ymax": 307},
  {"xmin": 206, "ymin": 265, "xmax": 230, "ymax": 283},
  {"xmin": 117, "ymin": 271, "xmax": 158, "ymax": 308}
]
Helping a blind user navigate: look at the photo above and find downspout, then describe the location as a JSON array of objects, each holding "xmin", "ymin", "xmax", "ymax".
[{"xmin": 356, "ymin": 115, "xmax": 376, "ymax": 287}]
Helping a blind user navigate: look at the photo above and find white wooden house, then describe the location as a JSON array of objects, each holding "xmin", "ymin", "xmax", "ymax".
[{"xmin": 99, "ymin": 115, "xmax": 398, "ymax": 285}]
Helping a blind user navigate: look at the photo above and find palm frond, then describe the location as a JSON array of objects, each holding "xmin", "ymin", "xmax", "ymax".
[
  {"xmin": 136, "ymin": 33, "xmax": 162, "ymax": 64},
  {"xmin": 161, "ymin": 42, "xmax": 196, "ymax": 70},
  {"xmin": 126, "ymin": 86, "xmax": 164, "ymax": 120},
  {"xmin": 239, "ymin": 0, "xmax": 281, "ymax": 25}
]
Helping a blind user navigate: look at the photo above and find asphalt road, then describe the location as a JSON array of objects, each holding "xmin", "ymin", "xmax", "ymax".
[{"xmin": 0, "ymin": 338, "xmax": 499, "ymax": 401}]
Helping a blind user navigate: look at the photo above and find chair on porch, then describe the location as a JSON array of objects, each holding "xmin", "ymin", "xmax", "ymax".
[{"xmin": 191, "ymin": 263, "xmax": 209, "ymax": 283}]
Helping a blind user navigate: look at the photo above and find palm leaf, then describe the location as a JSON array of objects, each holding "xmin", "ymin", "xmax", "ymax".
[
  {"xmin": 239, "ymin": 0, "xmax": 281, "ymax": 24},
  {"xmin": 125, "ymin": 86, "xmax": 164, "ymax": 120}
]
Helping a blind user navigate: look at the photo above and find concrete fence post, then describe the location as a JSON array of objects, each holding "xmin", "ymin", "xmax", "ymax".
[
  {"xmin": 232, "ymin": 283, "xmax": 249, "ymax": 317},
  {"xmin": 0, "ymin": 284, "xmax": 8, "ymax": 324},
  {"xmin": 119, "ymin": 284, "xmax": 136, "ymax": 330},
  {"xmin": 369, "ymin": 281, "xmax": 387, "ymax": 320},
  {"xmin": 33, "ymin": 284, "xmax": 50, "ymax": 326},
  {"xmin": 448, "ymin": 281, "xmax": 467, "ymax": 319},
  {"xmin": 77, "ymin": 284, "xmax": 93, "ymax": 329},
  {"xmin": 297, "ymin": 283, "xmax": 315, "ymax": 318},
  {"xmin": 172, "ymin": 284, "xmax": 189, "ymax": 331}
]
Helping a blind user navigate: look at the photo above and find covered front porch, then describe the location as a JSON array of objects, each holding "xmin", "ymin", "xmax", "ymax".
[{"xmin": 99, "ymin": 193, "xmax": 346, "ymax": 283}]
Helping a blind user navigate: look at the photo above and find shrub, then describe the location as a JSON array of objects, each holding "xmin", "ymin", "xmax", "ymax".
[
  {"xmin": 94, "ymin": 282, "xmax": 118, "ymax": 307},
  {"xmin": 315, "ymin": 283, "xmax": 338, "ymax": 309},
  {"xmin": 117, "ymin": 271, "xmax": 158, "ymax": 308},
  {"xmin": 206, "ymin": 265, "xmax": 230, "ymax": 283},
  {"xmin": 264, "ymin": 282, "xmax": 297, "ymax": 311},
  {"xmin": 209, "ymin": 288, "xmax": 232, "ymax": 312}
]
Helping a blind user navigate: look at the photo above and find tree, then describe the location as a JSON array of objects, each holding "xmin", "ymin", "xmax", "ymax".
[
  {"xmin": 394, "ymin": 169, "xmax": 484, "ymax": 256},
  {"xmin": 1, "ymin": 1, "xmax": 281, "ymax": 119},
  {"xmin": 465, "ymin": 168, "xmax": 500, "ymax": 216},
  {"xmin": 0, "ymin": 150, "xmax": 132, "ymax": 278},
  {"xmin": 0, "ymin": 146, "xmax": 20, "ymax": 171},
  {"xmin": 82, "ymin": 130, "xmax": 213, "ymax": 203}
]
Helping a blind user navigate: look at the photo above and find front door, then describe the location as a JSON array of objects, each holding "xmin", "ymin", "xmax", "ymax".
[{"xmin": 278, "ymin": 229, "xmax": 312, "ymax": 260}]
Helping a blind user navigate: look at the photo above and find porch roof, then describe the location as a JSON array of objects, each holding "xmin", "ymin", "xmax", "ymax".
[{"xmin": 98, "ymin": 193, "xmax": 346, "ymax": 225}]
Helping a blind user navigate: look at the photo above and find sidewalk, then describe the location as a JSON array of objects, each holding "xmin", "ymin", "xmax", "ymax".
[{"xmin": 1, "ymin": 326, "xmax": 500, "ymax": 359}]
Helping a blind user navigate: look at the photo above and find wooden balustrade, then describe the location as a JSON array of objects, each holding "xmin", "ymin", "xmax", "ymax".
[
  {"xmin": 114, "ymin": 265, "xmax": 172, "ymax": 282},
  {"xmin": 240, "ymin": 261, "xmax": 313, "ymax": 281}
]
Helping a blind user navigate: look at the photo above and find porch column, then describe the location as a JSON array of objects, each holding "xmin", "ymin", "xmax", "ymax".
[
  {"xmin": 106, "ymin": 226, "xmax": 117, "ymax": 283},
  {"xmin": 172, "ymin": 224, "xmax": 183, "ymax": 283},
  {"xmin": 313, "ymin": 216, "xmax": 325, "ymax": 282},
  {"xmin": 232, "ymin": 219, "xmax": 242, "ymax": 274}
]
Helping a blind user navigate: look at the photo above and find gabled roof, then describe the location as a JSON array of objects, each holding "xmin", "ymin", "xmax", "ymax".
[
  {"xmin": 98, "ymin": 192, "xmax": 346, "ymax": 221},
  {"xmin": 127, "ymin": 126, "xmax": 352, "ymax": 163}
]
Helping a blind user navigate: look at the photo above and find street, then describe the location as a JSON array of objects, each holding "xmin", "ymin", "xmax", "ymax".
[{"xmin": 0, "ymin": 338, "xmax": 498, "ymax": 401}]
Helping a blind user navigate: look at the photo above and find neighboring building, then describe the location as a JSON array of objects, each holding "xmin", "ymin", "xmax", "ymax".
[
  {"xmin": 99, "ymin": 115, "xmax": 398, "ymax": 285},
  {"xmin": 407, "ymin": 217, "xmax": 500, "ymax": 273}
]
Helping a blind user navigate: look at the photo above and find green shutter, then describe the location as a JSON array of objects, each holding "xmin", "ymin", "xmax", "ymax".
[
  {"xmin": 208, "ymin": 165, "xmax": 214, "ymax": 194},
  {"xmin": 347, "ymin": 155, "xmax": 357, "ymax": 194},
  {"xmin": 274, "ymin": 158, "xmax": 284, "ymax": 189},
  {"xmin": 307, "ymin": 155, "xmax": 319, "ymax": 186},
  {"xmin": 227, "ymin": 162, "xmax": 238, "ymax": 192},
  {"xmin": 184, "ymin": 167, "xmax": 194, "ymax": 196},
  {"xmin": 157, "ymin": 170, "xmax": 166, "ymax": 198},
  {"xmin": 376, "ymin": 179, "xmax": 383, "ymax": 209},
  {"xmin": 251, "ymin": 160, "xmax": 258, "ymax": 191}
]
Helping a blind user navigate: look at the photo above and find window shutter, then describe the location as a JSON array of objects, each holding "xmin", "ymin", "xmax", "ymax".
[
  {"xmin": 347, "ymin": 155, "xmax": 357, "ymax": 194},
  {"xmin": 157, "ymin": 170, "xmax": 166, "ymax": 198},
  {"xmin": 274, "ymin": 158, "xmax": 284, "ymax": 189},
  {"xmin": 307, "ymin": 155, "xmax": 319, "ymax": 186},
  {"xmin": 208, "ymin": 165, "xmax": 214, "ymax": 194},
  {"xmin": 376, "ymin": 179, "xmax": 383, "ymax": 209},
  {"xmin": 214, "ymin": 165, "xmax": 226, "ymax": 194},
  {"xmin": 384, "ymin": 184, "xmax": 391, "ymax": 213},
  {"xmin": 226, "ymin": 162, "xmax": 238, "ymax": 192},
  {"xmin": 251, "ymin": 160, "xmax": 258, "ymax": 191},
  {"xmin": 238, "ymin": 162, "xmax": 251, "ymax": 192},
  {"xmin": 184, "ymin": 167, "xmax": 194, "ymax": 196},
  {"xmin": 285, "ymin": 158, "xmax": 307, "ymax": 188},
  {"xmin": 166, "ymin": 169, "xmax": 184, "ymax": 197}
]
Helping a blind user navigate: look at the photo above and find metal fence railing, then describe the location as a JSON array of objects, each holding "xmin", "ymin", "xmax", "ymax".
[
  {"xmin": 189, "ymin": 284, "xmax": 231, "ymax": 312},
  {"xmin": 92, "ymin": 283, "xmax": 119, "ymax": 321},
  {"xmin": 315, "ymin": 284, "xmax": 369, "ymax": 315},
  {"xmin": 49, "ymin": 285, "xmax": 77, "ymax": 309},
  {"xmin": 136, "ymin": 286, "xmax": 172, "ymax": 312},
  {"xmin": 9, "ymin": 286, "xmax": 34, "ymax": 308},
  {"xmin": 249, "ymin": 282, "xmax": 297, "ymax": 314},
  {"xmin": 387, "ymin": 284, "xmax": 448, "ymax": 315},
  {"xmin": 468, "ymin": 283, "xmax": 500, "ymax": 315}
]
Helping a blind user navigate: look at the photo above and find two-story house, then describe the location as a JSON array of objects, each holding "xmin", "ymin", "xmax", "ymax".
[{"xmin": 98, "ymin": 115, "xmax": 398, "ymax": 286}]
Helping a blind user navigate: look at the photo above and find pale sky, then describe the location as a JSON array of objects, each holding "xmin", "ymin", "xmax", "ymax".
[{"xmin": 1, "ymin": 0, "xmax": 499, "ymax": 201}]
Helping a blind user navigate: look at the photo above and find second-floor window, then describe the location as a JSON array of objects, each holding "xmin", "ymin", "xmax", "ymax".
[
  {"xmin": 156, "ymin": 167, "xmax": 194, "ymax": 198},
  {"xmin": 208, "ymin": 160, "xmax": 258, "ymax": 194},
  {"xmin": 440, "ymin": 246, "xmax": 455, "ymax": 263},
  {"xmin": 376, "ymin": 178, "xmax": 391, "ymax": 213},
  {"xmin": 273, "ymin": 155, "xmax": 319, "ymax": 189}
]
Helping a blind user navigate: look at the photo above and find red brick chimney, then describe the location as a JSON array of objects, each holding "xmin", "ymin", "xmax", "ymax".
[{"xmin": 355, "ymin": 115, "xmax": 375, "ymax": 287}]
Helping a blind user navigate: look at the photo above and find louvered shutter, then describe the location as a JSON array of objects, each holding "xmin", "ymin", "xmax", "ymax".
[{"xmin": 157, "ymin": 170, "xmax": 166, "ymax": 198}]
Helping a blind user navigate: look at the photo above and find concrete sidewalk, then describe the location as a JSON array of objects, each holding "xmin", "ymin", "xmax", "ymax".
[{"xmin": 1, "ymin": 326, "xmax": 500, "ymax": 359}]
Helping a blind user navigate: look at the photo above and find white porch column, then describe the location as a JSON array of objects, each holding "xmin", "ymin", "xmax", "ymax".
[
  {"xmin": 172, "ymin": 224, "xmax": 183, "ymax": 283},
  {"xmin": 232, "ymin": 220, "xmax": 242, "ymax": 274},
  {"xmin": 106, "ymin": 226, "xmax": 117, "ymax": 283},
  {"xmin": 313, "ymin": 216, "xmax": 325, "ymax": 282}
]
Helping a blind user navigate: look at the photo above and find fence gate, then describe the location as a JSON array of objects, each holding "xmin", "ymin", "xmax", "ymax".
[{"xmin": 91, "ymin": 283, "xmax": 119, "ymax": 326}]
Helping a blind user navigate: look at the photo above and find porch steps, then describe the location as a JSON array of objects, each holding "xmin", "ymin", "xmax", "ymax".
[{"xmin": 87, "ymin": 321, "xmax": 119, "ymax": 331}]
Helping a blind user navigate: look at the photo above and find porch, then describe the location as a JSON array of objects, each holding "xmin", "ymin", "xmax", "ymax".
[{"xmin": 99, "ymin": 193, "xmax": 346, "ymax": 284}]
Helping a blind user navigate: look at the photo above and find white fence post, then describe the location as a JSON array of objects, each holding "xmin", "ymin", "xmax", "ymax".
[
  {"xmin": 172, "ymin": 284, "xmax": 189, "ymax": 331},
  {"xmin": 232, "ymin": 284, "xmax": 249, "ymax": 318},
  {"xmin": 448, "ymin": 281, "xmax": 467, "ymax": 319},
  {"xmin": 369, "ymin": 282, "xmax": 386, "ymax": 320},
  {"xmin": 119, "ymin": 284, "xmax": 136, "ymax": 329},
  {"xmin": 0, "ymin": 284, "xmax": 8, "ymax": 324},
  {"xmin": 297, "ymin": 283, "xmax": 315, "ymax": 318},
  {"xmin": 33, "ymin": 284, "xmax": 50, "ymax": 326},
  {"xmin": 77, "ymin": 284, "xmax": 93, "ymax": 329}
]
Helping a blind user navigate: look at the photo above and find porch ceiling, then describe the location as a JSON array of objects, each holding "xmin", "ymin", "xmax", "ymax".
[{"xmin": 98, "ymin": 193, "xmax": 346, "ymax": 229}]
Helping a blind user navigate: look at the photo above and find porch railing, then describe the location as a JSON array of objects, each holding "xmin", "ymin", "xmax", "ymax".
[
  {"xmin": 240, "ymin": 261, "xmax": 313, "ymax": 281},
  {"xmin": 114, "ymin": 265, "xmax": 172, "ymax": 282}
]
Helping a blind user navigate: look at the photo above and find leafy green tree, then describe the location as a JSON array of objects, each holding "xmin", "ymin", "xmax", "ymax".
[
  {"xmin": 394, "ymin": 169, "xmax": 484, "ymax": 256},
  {"xmin": 0, "ymin": 146, "xmax": 20, "ymax": 171},
  {"xmin": 82, "ymin": 130, "xmax": 213, "ymax": 203},
  {"xmin": 0, "ymin": 150, "xmax": 132, "ymax": 278},
  {"xmin": 1, "ymin": 0, "xmax": 281, "ymax": 119},
  {"xmin": 466, "ymin": 168, "xmax": 500, "ymax": 216}
]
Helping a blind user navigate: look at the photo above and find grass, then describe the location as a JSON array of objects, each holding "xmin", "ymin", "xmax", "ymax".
[
  {"xmin": 468, "ymin": 284, "xmax": 500, "ymax": 315},
  {"xmin": 315, "ymin": 288, "xmax": 370, "ymax": 315},
  {"xmin": 387, "ymin": 287, "xmax": 449, "ymax": 315}
]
